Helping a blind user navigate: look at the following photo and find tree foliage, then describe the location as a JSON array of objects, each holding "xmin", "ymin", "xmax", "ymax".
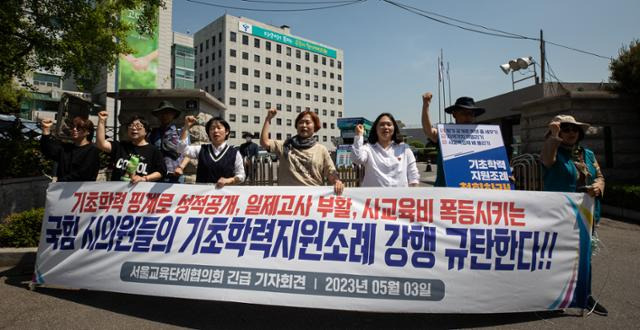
[
  {"xmin": 0, "ymin": 0, "xmax": 164, "ymax": 91},
  {"xmin": 609, "ymin": 39, "xmax": 640, "ymax": 99}
]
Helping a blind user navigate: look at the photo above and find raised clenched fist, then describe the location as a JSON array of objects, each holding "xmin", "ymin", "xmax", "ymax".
[
  {"xmin": 355, "ymin": 124, "xmax": 364, "ymax": 136},
  {"xmin": 266, "ymin": 108, "xmax": 278, "ymax": 120},
  {"xmin": 184, "ymin": 115, "xmax": 197, "ymax": 127},
  {"xmin": 98, "ymin": 111, "xmax": 108, "ymax": 122},
  {"xmin": 422, "ymin": 92, "xmax": 433, "ymax": 106}
]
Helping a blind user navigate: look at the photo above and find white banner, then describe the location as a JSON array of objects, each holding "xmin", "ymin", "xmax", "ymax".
[{"xmin": 35, "ymin": 182, "xmax": 594, "ymax": 313}]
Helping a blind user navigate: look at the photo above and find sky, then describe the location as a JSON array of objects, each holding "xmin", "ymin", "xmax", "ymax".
[{"xmin": 172, "ymin": 0, "xmax": 640, "ymax": 127}]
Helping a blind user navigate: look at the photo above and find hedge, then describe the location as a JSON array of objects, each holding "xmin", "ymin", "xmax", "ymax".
[
  {"xmin": 0, "ymin": 208, "xmax": 44, "ymax": 247},
  {"xmin": 603, "ymin": 184, "xmax": 640, "ymax": 212}
]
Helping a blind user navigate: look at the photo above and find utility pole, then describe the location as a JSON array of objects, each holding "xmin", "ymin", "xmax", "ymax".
[{"xmin": 540, "ymin": 29, "xmax": 546, "ymax": 84}]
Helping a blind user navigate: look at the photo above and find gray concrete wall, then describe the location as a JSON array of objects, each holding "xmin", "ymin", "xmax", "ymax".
[{"xmin": 0, "ymin": 177, "xmax": 50, "ymax": 220}]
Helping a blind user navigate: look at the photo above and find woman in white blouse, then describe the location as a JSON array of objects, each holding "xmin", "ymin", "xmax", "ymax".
[{"xmin": 352, "ymin": 113, "xmax": 420, "ymax": 187}]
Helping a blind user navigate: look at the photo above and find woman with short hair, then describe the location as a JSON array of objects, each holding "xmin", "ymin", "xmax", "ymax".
[
  {"xmin": 352, "ymin": 113, "xmax": 420, "ymax": 187},
  {"xmin": 40, "ymin": 116, "xmax": 100, "ymax": 181},
  {"xmin": 178, "ymin": 115, "xmax": 245, "ymax": 187},
  {"xmin": 96, "ymin": 111, "xmax": 166, "ymax": 183},
  {"xmin": 260, "ymin": 108, "xmax": 343, "ymax": 194}
]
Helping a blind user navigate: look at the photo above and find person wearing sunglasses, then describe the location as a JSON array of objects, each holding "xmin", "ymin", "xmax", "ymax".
[
  {"xmin": 39, "ymin": 116, "xmax": 100, "ymax": 181},
  {"xmin": 541, "ymin": 114, "xmax": 607, "ymax": 316},
  {"xmin": 96, "ymin": 111, "xmax": 166, "ymax": 183}
]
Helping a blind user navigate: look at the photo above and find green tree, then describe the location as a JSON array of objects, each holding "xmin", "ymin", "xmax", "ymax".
[
  {"xmin": 609, "ymin": 39, "xmax": 640, "ymax": 99},
  {"xmin": 0, "ymin": 0, "xmax": 164, "ymax": 93}
]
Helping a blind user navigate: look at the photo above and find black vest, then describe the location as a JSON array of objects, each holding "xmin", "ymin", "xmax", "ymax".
[{"xmin": 196, "ymin": 144, "xmax": 237, "ymax": 183}]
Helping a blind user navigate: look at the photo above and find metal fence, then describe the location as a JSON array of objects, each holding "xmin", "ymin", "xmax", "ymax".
[
  {"xmin": 242, "ymin": 156, "xmax": 364, "ymax": 187},
  {"xmin": 510, "ymin": 153, "xmax": 543, "ymax": 191}
]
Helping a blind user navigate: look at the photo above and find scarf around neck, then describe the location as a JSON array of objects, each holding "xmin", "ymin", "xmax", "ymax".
[{"xmin": 283, "ymin": 135, "xmax": 316, "ymax": 158}]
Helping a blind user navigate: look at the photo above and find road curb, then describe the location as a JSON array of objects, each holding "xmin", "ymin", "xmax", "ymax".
[{"xmin": 0, "ymin": 247, "xmax": 37, "ymax": 269}]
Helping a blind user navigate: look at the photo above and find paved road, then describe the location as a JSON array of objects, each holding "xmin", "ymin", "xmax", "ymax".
[{"xmin": 1, "ymin": 216, "xmax": 638, "ymax": 329}]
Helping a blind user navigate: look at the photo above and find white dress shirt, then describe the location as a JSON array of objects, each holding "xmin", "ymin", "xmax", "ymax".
[
  {"xmin": 351, "ymin": 135, "xmax": 420, "ymax": 187},
  {"xmin": 178, "ymin": 140, "xmax": 245, "ymax": 182}
]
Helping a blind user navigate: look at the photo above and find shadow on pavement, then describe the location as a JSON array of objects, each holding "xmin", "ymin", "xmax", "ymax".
[{"xmin": 2, "ymin": 272, "xmax": 572, "ymax": 329}]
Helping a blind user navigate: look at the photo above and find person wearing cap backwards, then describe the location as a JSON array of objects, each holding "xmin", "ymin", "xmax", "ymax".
[
  {"xmin": 149, "ymin": 101, "xmax": 191, "ymax": 183},
  {"xmin": 541, "ymin": 114, "xmax": 607, "ymax": 316},
  {"xmin": 421, "ymin": 92, "xmax": 486, "ymax": 187}
]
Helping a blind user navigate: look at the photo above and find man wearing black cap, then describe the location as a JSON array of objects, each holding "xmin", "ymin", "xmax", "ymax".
[
  {"xmin": 149, "ymin": 101, "xmax": 190, "ymax": 183},
  {"xmin": 421, "ymin": 92, "xmax": 486, "ymax": 187},
  {"xmin": 239, "ymin": 132, "xmax": 259, "ymax": 160}
]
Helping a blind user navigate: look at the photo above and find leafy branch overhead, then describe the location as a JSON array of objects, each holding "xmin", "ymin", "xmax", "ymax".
[{"xmin": 0, "ymin": 0, "xmax": 165, "ymax": 90}]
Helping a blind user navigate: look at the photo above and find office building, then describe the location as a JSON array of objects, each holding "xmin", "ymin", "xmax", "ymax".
[{"xmin": 194, "ymin": 15, "xmax": 345, "ymax": 148}]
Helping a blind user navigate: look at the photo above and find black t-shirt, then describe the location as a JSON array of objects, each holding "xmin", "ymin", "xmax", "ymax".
[
  {"xmin": 40, "ymin": 135, "xmax": 101, "ymax": 181},
  {"xmin": 109, "ymin": 141, "xmax": 166, "ymax": 181}
]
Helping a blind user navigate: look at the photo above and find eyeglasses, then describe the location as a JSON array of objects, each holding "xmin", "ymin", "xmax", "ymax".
[
  {"xmin": 560, "ymin": 124, "xmax": 579, "ymax": 133},
  {"xmin": 71, "ymin": 125, "xmax": 85, "ymax": 131},
  {"xmin": 128, "ymin": 123, "xmax": 144, "ymax": 130}
]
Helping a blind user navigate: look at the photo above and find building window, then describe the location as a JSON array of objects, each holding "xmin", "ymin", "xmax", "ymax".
[
  {"xmin": 276, "ymin": 104, "xmax": 282, "ymax": 110},
  {"xmin": 338, "ymin": 86, "xmax": 342, "ymax": 93},
  {"xmin": 205, "ymin": 55, "xmax": 209, "ymax": 64},
  {"xmin": 286, "ymin": 90, "xmax": 292, "ymax": 98},
  {"xmin": 338, "ymin": 111, "xmax": 342, "ymax": 117},
  {"xmin": 314, "ymin": 54, "xmax": 318, "ymax": 63},
  {"xmin": 254, "ymin": 69, "xmax": 260, "ymax": 78},
  {"xmin": 305, "ymin": 66, "xmax": 310, "ymax": 74},
  {"xmin": 276, "ymin": 89, "xmax": 282, "ymax": 96},
  {"xmin": 242, "ymin": 67, "xmax": 248, "ymax": 75},
  {"xmin": 330, "ymin": 85, "xmax": 334, "ymax": 91},
  {"xmin": 212, "ymin": 35, "xmax": 216, "ymax": 46},
  {"xmin": 242, "ymin": 52, "xmax": 248, "ymax": 60},
  {"xmin": 229, "ymin": 114, "xmax": 236, "ymax": 122},
  {"xmin": 322, "ymin": 109, "xmax": 327, "ymax": 116},
  {"xmin": 254, "ymin": 38, "xmax": 260, "ymax": 48},
  {"xmin": 296, "ymin": 106, "xmax": 302, "ymax": 113},
  {"xmin": 276, "ymin": 133, "xmax": 282, "ymax": 140},
  {"xmin": 276, "ymin": 44, "xmax": 282, "ymax": 53},
  {"xmin": 323, "ymin": 136, "xmax": 327, "ymax": 142},
  {"xmin": 296, "ymin": 92, "xmax": 301, "ymax": 99},
  {"xmin": 205, "ymin": 40, "xmax": 209, "ymax": 49},
  {"xmin": 314, "ymin": 95, "xmax": 319, "ymax": 102},
  {"xmin": 330, "ymin": 72, "xmax": 334, "ymax": 79},
  {"xmin": 254, "ymin": 116, "xmax": 260, "ymax": 123},
  {"xmin": 305, "ymin": 93, "xmax": 310, "ymax": 100},
  {"xmin": 305, "ymin": 80, "xmax": 310, "ymax": 87},
  {"xmin": 305, "ymin": 52, "xmax": 310, "ymax": 61},
  {"xmin": 338, "ymin": 74, "xmax": 342, "ymax": 81},
  {"xmin": 230, "ymin": 81, "xmax": 236, "ymax": 89},
  {"xmin": 266, "ymin": 57, "xmax": 271, "ymax": 65},
  {"xmin": 230, "ymin": 32, "xmax": 236, "ymax": 42},
  {"xmin": 242, "ymin": 115, "xmax": 248, "ymax": 123},
  {"xmin": 322, "ymin": 83, "xmax": 326, "ymax": 90},
  {"xmin": 286, "ymin": 62, "xmax": 291, "ymax": 70},
  {"xmin": 242, "ymin": 83, "xmax": 248, "ymax": 91},
  {"xmin": 322, "ymin": 96, "xmax": 327, "ymax": 103},
  {"xmin": 276, "ymin": 118, "xmax": 282, "ymax": 125},
  {"xmin": 314, "ymin": 69, "xmax": 318, "ymax": 76},
  {"xmin": 287, "ymin": 119, "xmax": 292, "ymax": 126},
  {"xmin": 266, "ymin": 102, "xmax": 271, "ymax": 108},
  {"xmin": 331, "ymin": 110, "xmax": 335, "ymax": 117},
  {"xmin": 322, "ymin": 71, "xmax": 327, "ymax": 77},
  {"xmin": 242, "ymin": 99, "xmax": 249, "ymax": 107},
  {"xmin": 286, "ymin": 47, "xmax": 292, "ymax": 56},
  {"xmin": 254, "ymin": 85, "xmax": 260, "ymax": 93},
  {"xmin": 286, "ymin": 76, "xmax": 292, "ymax": 84},
  {"xmin": 266, "ymin": 72, "xmax": 271, "ymax": 80},
  {"xmin": 242, "ymin": 35, "xmax": 249, "ymax": 45},
  {"xmin": 296, "ymin": 49, "xmax": 301, "ymax": 58},
  {"xmin": 286, "ymin": 104, "xmax": 292, "ymax": 112},
  {"xmin": 322, "ymin": 57, "xmax": 326, "ymax": 65},
  {"xmin": 314, "ymin": 81, "xmax": 318, "ymax": 89},
  {"xmin": 266, "ymin": 87, "xmax": 271, "ymax": 95},
  {"xmin": 276, "ymin": 60, "xmax": 282, "ymax": 67},
  {"xmin": 338, "ymin": 61, "xmax": 342, "ymax": 69},
  {"xmin": 338, "ymin": 99, "xmax": 342, "ymax": 105},
  {"xmin": 296, "ymin": 64, "xmax": 301, "ymax": 72},
  {"xmin": 331, "ymin": 123, "xmax": 335, "ymax": 129},
  {"xmin": 330, "ymin": 59, "xmax": 334, "ymax": 67},
  {"xmin": 266, "ymin": 41, "xmax": 271, "ymax": 51},
  {"xmin": 230, "ymin": 131, "xmax": 236, "ymax": 138},
  {"xmin": 254, "ymin": 54, "xmax": 260, "ymax": 62},
  {"xmin": 330, "ymin": 98, "xmax": 335, "ymax": 104},
  {"xmin": 296, "ymin": 78, "xmax": 301, "ymax": 85},
  {"xmin": 33, "ymin": 73, "xmax": 62, "ymax": 88},
  {"xmin": 254, "ymin": 101, "xmax": 260, "ymax": 109},
  {"xmin": 276, "ymin": 74, "xmax": 282, "ymax": 81}
]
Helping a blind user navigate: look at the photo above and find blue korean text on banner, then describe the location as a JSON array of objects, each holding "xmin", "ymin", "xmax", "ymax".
[{"xmin": 437, "ymin": 124, "xmax": 514, "ymax": 190}]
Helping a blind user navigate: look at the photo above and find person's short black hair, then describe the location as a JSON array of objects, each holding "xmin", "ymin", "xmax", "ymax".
[
  {"xmin": 205, "ymin": 117, "xmax": 231, "ymax": 140},
  {"xmin": 368, "ymin": 112, "xmax": 403, "ymax": 145},
  {"xmin": 125, "ymin": 115, "xmax": 150, "ymax": 136},
  {"xmin": 242, "ymin": 131, "xmax": 253, "ymax": 139}
]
